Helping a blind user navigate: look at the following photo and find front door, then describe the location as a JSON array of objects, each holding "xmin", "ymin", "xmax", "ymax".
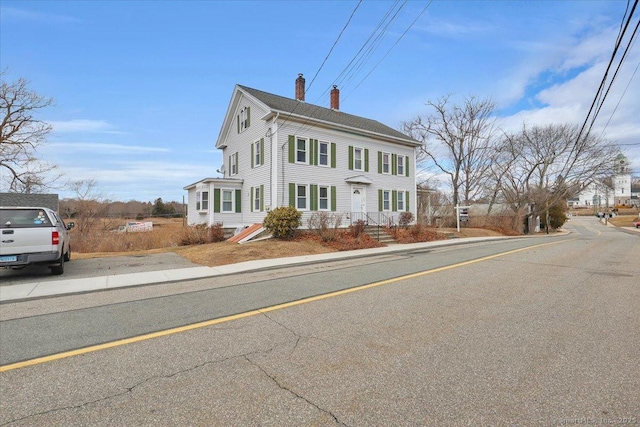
[{"xmin": 351, "ymin": 186, "xmax": 366, "ymax": 221}]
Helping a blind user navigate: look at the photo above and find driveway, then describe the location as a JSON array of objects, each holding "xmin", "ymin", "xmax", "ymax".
[{"xmin": 0, "ymin": 252, "xmax": 199, "ymax": 287}]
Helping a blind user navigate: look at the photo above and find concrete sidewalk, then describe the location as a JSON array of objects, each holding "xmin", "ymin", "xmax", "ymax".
[{"xmin": 1, "ymin": 236, "xmax": 511, "ymax": 303}]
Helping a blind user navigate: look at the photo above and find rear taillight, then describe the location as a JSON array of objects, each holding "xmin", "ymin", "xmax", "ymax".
[{"xmin": 52, "ymin": 231, "xmax": 60, "ymax": 245}]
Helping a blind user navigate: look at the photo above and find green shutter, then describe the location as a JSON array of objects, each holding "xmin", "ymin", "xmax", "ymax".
[
  {"xmin": 214, "ymin": 189, "xmax": 221, "ymax": 213},
  {"xmin": 260, "ymin": 138, "xmax": 264, "ymax": 166},
  {"xmin": 378, "ymin": 189, "xmax": 383, "ymax": 211},
  {"xmin": 331, "ymin": 186, "xmax": 337, "ymax": 211},
  {"xmin": 392, "ymin": 190, "xmax": 397, "ymax": 212},
  {"xmin": 237, "ymin": 115, "xmax": 240, "ymax": 133},
  {"xmin": 331, "ymin": 143, "xmax": 336, "ymax": 168},
  {"xmin": 289, "ymin": 183, "xmax": 295, "ymax": 207},
  {"xmin": 405, "ymin": 156, "xmax": 409, "ymax": 177},
  {"xmin": 406, "ymin": 191, "xmax": 410, "ymax": 211},
  {"xmin": 288, "ymin": 135, "xmax": 295, "ymax": 163},
  {"xmin": 364, "ymin": 149, "xmax": 369, "ymax": 172},
  {"xmin": 246, "ymin": 106, "xmax": 250, "ymax": 128},
  {"xmin": 348, "ymin": 146, "xmax": 353, "ymax": 170},
  {"xmin": 235, "ymin": 189, "xmax": 241, "ymax": 212},
  {"xmin": 235, "ymin": 153, "xmax": 239, "ymax": 174},
  {"xmin": 310, "ymin": 184, "xmax": 318, "ymax": 211},
  {"xmin": 378, "ymin": 151, "xmax": 382, "ymax": 174},
  {"xmin": 250, "ymin": 187, "xmax": 254, "ymax": 212},
  {"xmin": 251, "ymin": 144, "xmax": 254, "ymax": 169},
  {"xmin": 310, "ymin": 139, "xmax": 316, "ymax": 166},
  {"xmin": 392, "ymin": 154, "xmax": 397, "ymax": 175},
  {"xmin": 228, "ymin": 155, "xmax": 231, "ymax": 174},
  {"xmin": 260, "ymin": 185, "xmax": 264, "ymax": 212}
]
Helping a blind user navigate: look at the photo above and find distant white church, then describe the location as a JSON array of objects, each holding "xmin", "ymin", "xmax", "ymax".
[{"xmin": 570, "ymin": 153, "xmax": 634, "ymax": 209}]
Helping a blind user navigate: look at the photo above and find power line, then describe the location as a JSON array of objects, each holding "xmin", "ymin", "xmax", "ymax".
[
  {"xmin": 345, "ymin": 0, "xmax": 434, "ymax": 102},
  {"xmin": 589, "ymin": 18, "xmax": 640, "ymax": 137},
  {"xmin": 600, "ymin": 58, "xmax": 639, "ymax": 137},
  {"xmin": 574, "ymin": 0, "xmax": 638, "ymax": 148}
]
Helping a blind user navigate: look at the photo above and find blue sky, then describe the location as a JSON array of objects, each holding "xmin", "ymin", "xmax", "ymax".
[{"xmin": 1, "ymin": 0, "xmax": 638, "ymax": 202}]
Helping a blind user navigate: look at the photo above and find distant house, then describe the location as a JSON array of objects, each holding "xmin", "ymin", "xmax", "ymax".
[
  {"xmin": 184, "ymin": 74, "xmax": 420, "ymax": 229},
  {"xmin": 569, "ymin": 153, "xmax": 634, "ymax": 209}
]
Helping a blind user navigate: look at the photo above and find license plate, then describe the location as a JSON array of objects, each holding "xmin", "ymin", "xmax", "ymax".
[{"xmin": 0, "ymin": 255, "xmax": 17, "ymax": 262}]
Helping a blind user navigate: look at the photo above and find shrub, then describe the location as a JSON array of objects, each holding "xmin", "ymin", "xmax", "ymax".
[
  {"xmin": 308, "ymin": 212, "xmax": 342, "ymax": 242},
  {"xmin": 263, "ymin": 206, "xmax": 302, "ymax": 238},
  {"xmin": 178, "ymin": 223, "xmax": 225, "ymax": 245},
  {"xmin": 348, "ymin": 219, "xmax": 366, "ymax": 238},
  {"xmin": 398, "ymin": 211, "xmax": 414, "ymax": 228},
  {"xmin": 548, "ymin": 200, "xmax": 568, "ymax": 229}
]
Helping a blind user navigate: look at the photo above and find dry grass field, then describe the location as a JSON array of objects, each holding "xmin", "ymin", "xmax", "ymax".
[{"xmin": 70, "ymin": 217, "xmax": 509, "ymax": 267}]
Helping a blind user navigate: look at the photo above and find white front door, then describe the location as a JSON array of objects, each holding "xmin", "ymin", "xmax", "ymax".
[{"xmin": 351, "ymin": 186, "xmax": 366, "ymax": 214}]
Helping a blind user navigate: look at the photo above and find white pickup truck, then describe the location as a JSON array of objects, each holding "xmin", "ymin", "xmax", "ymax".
[{"xmin": 0, "ymin": 207, "xmax": 74, "ymax": 275}]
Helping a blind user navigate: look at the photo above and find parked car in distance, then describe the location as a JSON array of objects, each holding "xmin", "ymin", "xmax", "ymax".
[
  {"xmin": 0, "ymin": 207, "xmax": 74, "ymax": 275},
  {"xmin": 633, "ymin": 218, "xmax": 640, "ymax": 229}
]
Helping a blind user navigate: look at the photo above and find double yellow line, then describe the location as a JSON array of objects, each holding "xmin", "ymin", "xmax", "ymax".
[{"xmin": 1, "ymin": 239, "xmax": 569, "ymax": 373}]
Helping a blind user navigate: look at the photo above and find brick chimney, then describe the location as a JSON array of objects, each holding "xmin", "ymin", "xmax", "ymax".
[
  {"xmin": 330, "ymin": 85, "xmax": 339, "ymax": 110},
  {"xmin": 295, "ymin": 73, "xmax": 305, "ymax": 101}
]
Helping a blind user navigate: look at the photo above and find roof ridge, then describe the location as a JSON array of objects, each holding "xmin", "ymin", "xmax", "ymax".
[{"xmin": 236, "ymin": 84, "xmax": 419, "ymax": 145}]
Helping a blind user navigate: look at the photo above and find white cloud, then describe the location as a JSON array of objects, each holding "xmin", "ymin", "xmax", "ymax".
[
  {"xmin": 0, "ymin": 7, "xmax": 80, "ymax": 24},
  {"xmin": 48, "ymin": 142, "xmax": 169, "ymax": 154},
  {"xmin": 48, "ymin": 119, "xmax": 126, "ymax": 134}
]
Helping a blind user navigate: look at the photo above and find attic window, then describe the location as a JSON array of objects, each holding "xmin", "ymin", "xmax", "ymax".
[{"xmin": 238, "ymin": 106, "xmax": 250, "ymax": 133}]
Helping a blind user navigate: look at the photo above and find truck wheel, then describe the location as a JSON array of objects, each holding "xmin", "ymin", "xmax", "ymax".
[
  {"xmin": 64, "ymin": 246, "xmax": 71, "ymax": 262},
  {"xmin": 50, "ymin": 254, "xmax": 65, "ymax": 276}
]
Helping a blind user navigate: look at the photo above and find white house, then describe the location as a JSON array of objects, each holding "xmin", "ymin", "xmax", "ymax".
[
  {"xmin": 569, "ymin": 153, "xmax": 635, "ymax": 209},
  {"xmin": 184, "ymin": 74, "xmax": 421, "ymax": 230}
]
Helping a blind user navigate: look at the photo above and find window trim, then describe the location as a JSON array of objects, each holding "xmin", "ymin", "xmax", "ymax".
[
  {"xmin": 221, "ymin": 189, "xmax": 235, "ymax": 213},
  {"xmin": 354, "ymin": 147, "xmax": 364, "ymax": 171},
  {"xmin": 397, "ymin": 190, "xmax": 405, "ymax": 212},
  {"xmin": 238, "ymin": 107, "xmax": 250, "ymax": 133},
  {"xmin": 253, "ymin": 186, "xmax": 261, "ymax": 212},
  {"xmin": 318, "ymin": 185, "xmax": 330, "ymax": 211},
  {"xmin": 382, "ymin": 152, "xmax": 391, "ymax": 174},
  {"xmin": 382, "ymin": 190, "xmax": 391, "ymax": 212},
  {"xmin": 196, "ymin": 190, "xmax": 209, "ymax": 211},
  {"xmin": 397, "ymin": 154, "xmax": 405, "ymax": 176},
  {"xmin": 254, "ymin": 140, "xmax": 262, "ymax": 167},
  {"xmin": 296, "ymin": 184, "xmax": 309, "ymax": 211},
  {"xmin": 296, "ymin": 137, "xmax": 309, "ymax": 165},
  {"xmin": 230, "ymin": 152, "xmax": 238, "ymax": 176},
  {"xmin": 318, "ymin": 141, "xmax": 330, "ymax": 167}
]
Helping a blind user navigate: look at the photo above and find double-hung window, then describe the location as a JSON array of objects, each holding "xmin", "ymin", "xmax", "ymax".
[
  {"xmin": 382, "ymin": 152, "xmax": 391, "ymax": 174},
  {"xmin": 230, "ymin": 152, "xmax": 238, "ymax": 176},
  {"xmin": 253, "ymin": 187, "xmax": 261, "ymax": 211},
  {"xmin": 296, "ymin": 138, "xmax": 308, "ymax": 164},
  {"xmin": 318, "ymin": 186, "xmax": 329, "ymax": 210},
  {"xmin": 382, "ymin": 190, "xmax": 391, "ymax": 211},
  {"xmin": 238, "ymin": 107, "xmax": 250, "ymax": 132},
  {"xmin": 397, "ymin": 191, "xmax": 405, "ymax": 211},
  {"xmin": 296, "ymin": 184, "xmax": 308, "ymax": 210},
  {"xmin": 397, "ymin": 155, "xmax": 405, "ymax": 176},
  {"xmin": 196, "ymin": 191, "xmax": 209, "ymax": 211},
  {"xmin": 222, "ymin": 190, "xmax": 234, "ymax": 213},
  {"xmin": 254, "ymin": 140, "xmax": 261, "ymax": 167},
  {"xmin": 319, "ymin": 141, "xmax": 329, "ymax": 167},
  {"xmin": 354, "ymin": 147, "xmax": 363, "ymax": 171}
]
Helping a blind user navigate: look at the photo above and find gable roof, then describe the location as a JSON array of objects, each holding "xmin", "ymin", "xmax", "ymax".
[{"xmin": 236, "ymin": 85, "xmax": 420, "ymax": 146}]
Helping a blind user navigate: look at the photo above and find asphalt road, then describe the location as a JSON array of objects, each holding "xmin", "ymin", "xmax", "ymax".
[{"xmin": 1, "ymin": 217, "xmax": 638, "ymax": 426}]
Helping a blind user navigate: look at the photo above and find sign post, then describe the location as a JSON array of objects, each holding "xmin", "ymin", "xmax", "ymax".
[{"xmin": 455, "ymin": 204, "xmax": 470, "ymax": 232}]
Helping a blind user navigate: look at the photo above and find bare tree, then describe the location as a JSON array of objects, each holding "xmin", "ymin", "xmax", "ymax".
[
  {"xmin": 495, "ymin": 123, "xmax": 618, "ymax": 232},
  {"xmin": 404, "ymin": 95, "xmax": 498, "ymax": 206},
  {"xmin": 0, "ymin": 72, "xmax": 59, "ymax": 192},
  {"xmin": 65, "ymin": 179, "xmax": 109, "ymax": 234}
]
